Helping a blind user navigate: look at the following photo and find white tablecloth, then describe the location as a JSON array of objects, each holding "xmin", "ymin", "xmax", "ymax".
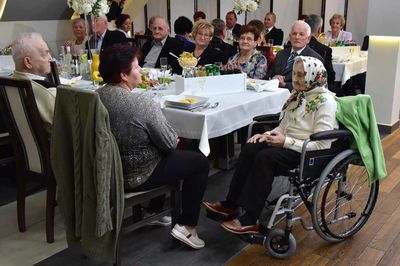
[
  {"xmin": 161, "ymin": 89, "xmax": 290, "ymax": 156},
  {"xmin": 333, "ymin": 57, "xmax": 368, "ymax": 85}
]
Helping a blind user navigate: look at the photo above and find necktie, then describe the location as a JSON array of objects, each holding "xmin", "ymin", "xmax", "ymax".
[
  {"xmin": 283, "ymin": 51, "xmax": 298, "ymax": 74},
  {"xmin": 265, "ymin": 29, "xmax": 269, "ymax": 35}
]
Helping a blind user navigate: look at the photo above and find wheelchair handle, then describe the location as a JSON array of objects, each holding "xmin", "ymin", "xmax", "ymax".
[{"xmin": 309, "ymin": 129, "xmax": 353, "ymax": 141}]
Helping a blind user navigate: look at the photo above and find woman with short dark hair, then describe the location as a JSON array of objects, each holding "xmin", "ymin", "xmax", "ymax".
[
  {"xmin": 174, "ymin": 16, "xmax": 194, "ymax": 49},
  {"xmin": 228, "ymin": 25, "xmax": 267, "ymax": 79},
  {"xmin": 98, "ymin": 44, "xmax": 209, "ymax": 250},
  {"xmin": 115, "ymin": 14, "xmax": 132, "ymax": 37}
]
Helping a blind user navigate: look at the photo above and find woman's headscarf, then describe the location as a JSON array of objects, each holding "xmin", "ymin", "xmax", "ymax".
[{"xmin": 282, "ymin": 56, "xmax": 329, "ymax": 111}]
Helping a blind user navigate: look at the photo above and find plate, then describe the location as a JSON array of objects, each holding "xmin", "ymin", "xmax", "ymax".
[
  {"xmin": 68, "ymin": 80, "xmax": 93, "ymax": 89},
  {"xmin": 164, "ymin": 95, "xmax": 209, "ymax": 110}
]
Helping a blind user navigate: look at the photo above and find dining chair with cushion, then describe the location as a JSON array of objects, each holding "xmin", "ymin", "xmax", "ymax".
[
  {"xmin": 0, "ymin": 76, "xmax": 56, "ymax": 243},
  {"xmin": 52, "ymin": 86, "xmax": 181, "ymax": 265}
]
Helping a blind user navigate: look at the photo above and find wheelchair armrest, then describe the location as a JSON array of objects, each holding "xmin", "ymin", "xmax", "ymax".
[
  {"xmin": 309, "ymin": 129, "xmax": 353, "ymax": 141},
  {"xmin": 253, "ymin": 113, "xmax": 280, "ymax": 122}
]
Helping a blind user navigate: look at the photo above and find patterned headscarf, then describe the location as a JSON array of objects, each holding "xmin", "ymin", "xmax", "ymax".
[{"xmin": 282, "ymin": 56, "xmax": 328, "ymax": 111}]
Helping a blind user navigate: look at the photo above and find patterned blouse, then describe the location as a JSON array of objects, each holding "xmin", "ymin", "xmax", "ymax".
[{"xmin": 228, "ymin": 49, "xmax": 268, "ymax": 79}]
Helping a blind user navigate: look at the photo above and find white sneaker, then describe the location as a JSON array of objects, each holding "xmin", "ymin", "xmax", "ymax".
[
  {"xmin": 171, "ymin": 224, "xmax": 205, "ymax": 249},
  {"xmin": 146, "ymin": 215, "xmax": 172, "ymax": 227}
]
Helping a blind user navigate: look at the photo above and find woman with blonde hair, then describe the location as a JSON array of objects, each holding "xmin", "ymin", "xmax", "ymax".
[
  {"xmin": 64, "ymin": 18, "xmax": 87, "ymax": 56},
  {"xmin": 325, "ymin": 14, "xmax": 352, "ymax": 42},
  {"xmin": 184, "ymin": 20, "xmax": 223, "ymax": 66}
]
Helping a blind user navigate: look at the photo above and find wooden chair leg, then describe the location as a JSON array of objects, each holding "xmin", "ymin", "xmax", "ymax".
[
  {"xmin": 46, "ymin": 179, "xmax": 56, "ymax": 243},
  {"xmin": 16, "ymin": 171, "xmax": 26, "ymax": 232}
]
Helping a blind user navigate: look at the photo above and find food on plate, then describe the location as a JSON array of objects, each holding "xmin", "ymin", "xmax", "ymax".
[
  {"xmin": 137, "ymin": 79, "xmax": 159, "ymax": 89},
  {"xmin": 178, "ymin": 52, "xmax": 198, "ymax": 68},
  {"xmin": 180, "ymin": 97, "xmax": 199, "ymax": 104}
]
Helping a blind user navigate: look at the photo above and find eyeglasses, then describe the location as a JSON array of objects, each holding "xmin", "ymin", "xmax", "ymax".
[
  {"xmin": 239, "ymin": 36, "xmax": 255, "ymax": 42},
  {"xmin": 197, "ymin": 33, "xmax": 211, "ymax": 38}
]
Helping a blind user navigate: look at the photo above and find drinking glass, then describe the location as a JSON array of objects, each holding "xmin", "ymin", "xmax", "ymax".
[
  {"xmin": 267, "ymin": 39, "xmax": 274, "ymax": 47},
  {"xmin": 160, "ymin": 57, "xmax": 168, "ymax": 71}
]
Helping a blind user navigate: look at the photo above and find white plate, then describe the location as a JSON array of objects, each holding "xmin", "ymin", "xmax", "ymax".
[{"xmin": 164, "ymin": 95, "xmax": 209, "ymax": 110}]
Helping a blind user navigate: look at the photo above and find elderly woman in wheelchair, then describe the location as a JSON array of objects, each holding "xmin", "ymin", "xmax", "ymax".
[{"xmin": 204, "ymin": 56, "xmax": 380, "ymax": 258}]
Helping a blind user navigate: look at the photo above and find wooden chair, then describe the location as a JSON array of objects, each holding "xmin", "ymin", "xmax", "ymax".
[
  {"xmin": 0, "ymin": 77, "xmax": 56, "ymax": 243},
  {"xmin": 52, "ymin": 86, "xmax": 181, "ymax": 264},
  {"xmin": 46, "ymin": 60, "xmax": 61, "ymax": 86}
]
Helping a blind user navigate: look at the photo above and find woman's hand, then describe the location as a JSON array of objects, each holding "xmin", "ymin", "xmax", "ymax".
[
  {"xmin": 272, "ymin": 75, "xmax": 286, "ymax": 88},
  {"xmin": 247, "ymin": 131, "xmax": 286, "ymax": 147},
  {"xmin": 247, "ymin": 134, "xmax": 264, "ymax": 144},
  {"xmin": 264, "ymin": 131, "xmax": 286, "ymax": 147}
]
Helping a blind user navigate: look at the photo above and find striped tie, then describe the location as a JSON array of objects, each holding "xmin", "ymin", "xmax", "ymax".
[{"xmin": 283, "ymin": 51, "xmax": 298, "ymax": 74}]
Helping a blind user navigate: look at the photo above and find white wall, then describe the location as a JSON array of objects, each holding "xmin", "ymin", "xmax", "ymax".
[
  {"xmin": 197, "ymin": 0, "xmax": 218, "ymax": 22},
  {"xmin": 347, "ymin": 0, "xmax": 368, "ymax": 44},
  {"xmin": 0, "ymin": 20, "xmax": 72, "ymax": 57},
  {"xmin": 366, "ymin": 0, "xmax": 400, "ymax": 37},
  {"xmin": 170, "ymin": 0, "xmax": 194, "ymax": 36},
  {"xmin": 274, "ymin": 0, "xmax": 299, "ymax": 43},
  {"xmin": 302, "ymin": 0, "xmax": 322, "ymax": 17}
]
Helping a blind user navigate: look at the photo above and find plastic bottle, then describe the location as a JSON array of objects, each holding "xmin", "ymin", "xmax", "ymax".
[{"xmin": 64, "ymin": 46, "xmax": 73, "ymax": 74}]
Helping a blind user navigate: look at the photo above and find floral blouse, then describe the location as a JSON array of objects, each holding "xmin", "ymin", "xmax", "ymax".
[{"xmin": 228, "ymin": 49, "xmax": 267, "ymax": 79}]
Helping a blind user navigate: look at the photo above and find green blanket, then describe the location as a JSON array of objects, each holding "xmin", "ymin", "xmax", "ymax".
[{"xmin": 335, "ymin": 95, "xmax": 387, "ymax": 184}]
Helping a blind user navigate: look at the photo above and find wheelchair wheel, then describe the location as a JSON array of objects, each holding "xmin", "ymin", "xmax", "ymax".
[
  {"xmin": 264, "ymin": 228, "xmax": 296, "ymax": 259},
  {"xmin": 312, "ymin": 150, "xmax": 379, "ymax": 242}
]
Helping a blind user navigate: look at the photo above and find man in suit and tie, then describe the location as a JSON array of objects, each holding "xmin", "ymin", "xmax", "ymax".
[
  {"xmin": 140, "ymin": 16, "xmax": 184, "ymax": 74},
  {"xmin": 86, "ymin": 15, "xmax": 127, "ymax": 54},
  {"xmin": 225, "ymin": 11, "xmax": 242, "ymax": 40},
  {"xmin": 305, "ymin": 14, "xmax": 336, "ymax": 91},
  {"xmin": 264, "ymin": 12, "xmax": 284, "ymax": 45},
  {"xmin": 267, "ymin": 20, "xmax": 323, "ymax": 91}
]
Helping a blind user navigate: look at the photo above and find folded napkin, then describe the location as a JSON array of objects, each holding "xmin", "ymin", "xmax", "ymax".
[{"xmin": 247, "ymin": 79, "xmax": 279, "ymax": 92}]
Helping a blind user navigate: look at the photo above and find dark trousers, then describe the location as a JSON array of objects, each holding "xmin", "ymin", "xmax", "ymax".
[
  {"xmin": 225, "ymin": 142, "xmax": 300, "ymax": 223},
  {"xmin": 132, "ymin": 150, "xmax": 209, "ymax": 226}
]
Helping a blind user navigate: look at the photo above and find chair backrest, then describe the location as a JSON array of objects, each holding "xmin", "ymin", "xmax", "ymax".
[
  {"xmin": 0, "ymin": 77, "xmax": 50, "ymax": 175},
  {"xmin": 47, "ymin": 60, "xmax": 61, "ymax": 86}
]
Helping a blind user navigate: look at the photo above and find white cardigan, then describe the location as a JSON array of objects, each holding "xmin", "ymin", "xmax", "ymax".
[{"xmin": 273, "ymin": 87, "xmax": 338, "ymax": 153}]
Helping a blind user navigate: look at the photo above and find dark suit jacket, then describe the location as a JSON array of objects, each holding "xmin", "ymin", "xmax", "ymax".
[
  {"xmin": 210, "ymin": 37, "xmax": 237, "ymax": 64},
  {"xmin": 308, "ymin": 36, "xmax": 335, "ymax": 89},
  {"xmin": 231, "ymin": 24, "xmax": 242, "ymax": 39},
  {"xmin": 267, "ymin": 45, "xmax": 323, "ymax": 91},
  {"xmin": 185, "ymin": 45, "xmax": 224, "ymax": 66},
  {"xmin": 265, "ymin": 27, "xmax": 284, "ymax": 45},
  {"xmin": 140, "ymin": 37, "xmax": 184, "ymax": 74},
  {"xmin": 86, "ymin": 30, "xmax": 127, "ymax": 54}
]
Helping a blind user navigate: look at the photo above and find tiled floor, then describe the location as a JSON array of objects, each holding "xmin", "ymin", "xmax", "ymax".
[{"xmin": 0, "ymin": 192, "xmax": 67, "ymax": 265}]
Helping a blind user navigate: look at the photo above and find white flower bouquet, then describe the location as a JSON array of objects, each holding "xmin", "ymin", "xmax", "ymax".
[
  {"xmin": 67, "ymin": 0, "xmax": 110, "ymax": 17},
  {"xmin": 233, "ymin": 0, "xmax": 260, "ymax": 14}
]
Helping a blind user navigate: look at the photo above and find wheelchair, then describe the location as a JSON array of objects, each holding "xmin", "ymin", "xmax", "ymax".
[{"xmin": 209, "ymin": 113, "xmax": 379, "ymax": 259}]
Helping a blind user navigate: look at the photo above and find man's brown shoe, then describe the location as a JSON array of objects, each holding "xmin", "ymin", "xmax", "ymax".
[
  {"xmin": 203, "ymin": 201, "xmax": 239, "ymax": 218},
  {"xmin": 221, "ymin": 219, "xmax": 259, "ymax": 234}
]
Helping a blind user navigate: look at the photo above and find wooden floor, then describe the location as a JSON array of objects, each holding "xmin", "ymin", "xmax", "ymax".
[{"xmin": 228, "ymin": 128, "xmax": 400, "ymax": 266}]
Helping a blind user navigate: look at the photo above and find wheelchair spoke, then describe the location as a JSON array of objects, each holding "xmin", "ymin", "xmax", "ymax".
[{"xmin": 312, "ymin": 151, "xmax": 379, "ymax": 241}]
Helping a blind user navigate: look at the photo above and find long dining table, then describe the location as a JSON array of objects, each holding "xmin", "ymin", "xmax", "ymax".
[{"xmin": 160, "ymin": 89, "xmax": 290, "ymax": 157}]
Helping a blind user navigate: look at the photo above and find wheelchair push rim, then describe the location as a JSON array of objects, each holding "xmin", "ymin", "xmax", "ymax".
[{"xmin": 312, "ymin": 149, "xmax": 379, "ymax": 242}]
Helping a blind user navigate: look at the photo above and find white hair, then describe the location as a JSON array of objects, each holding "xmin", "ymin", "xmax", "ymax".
[
  {"xmin": 291, "ymin": 20, "xmax": 311, "ymax": 36},
  {"xmin": 12, "ymin": 32, "xmax": 44, "ymax": 70}
]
